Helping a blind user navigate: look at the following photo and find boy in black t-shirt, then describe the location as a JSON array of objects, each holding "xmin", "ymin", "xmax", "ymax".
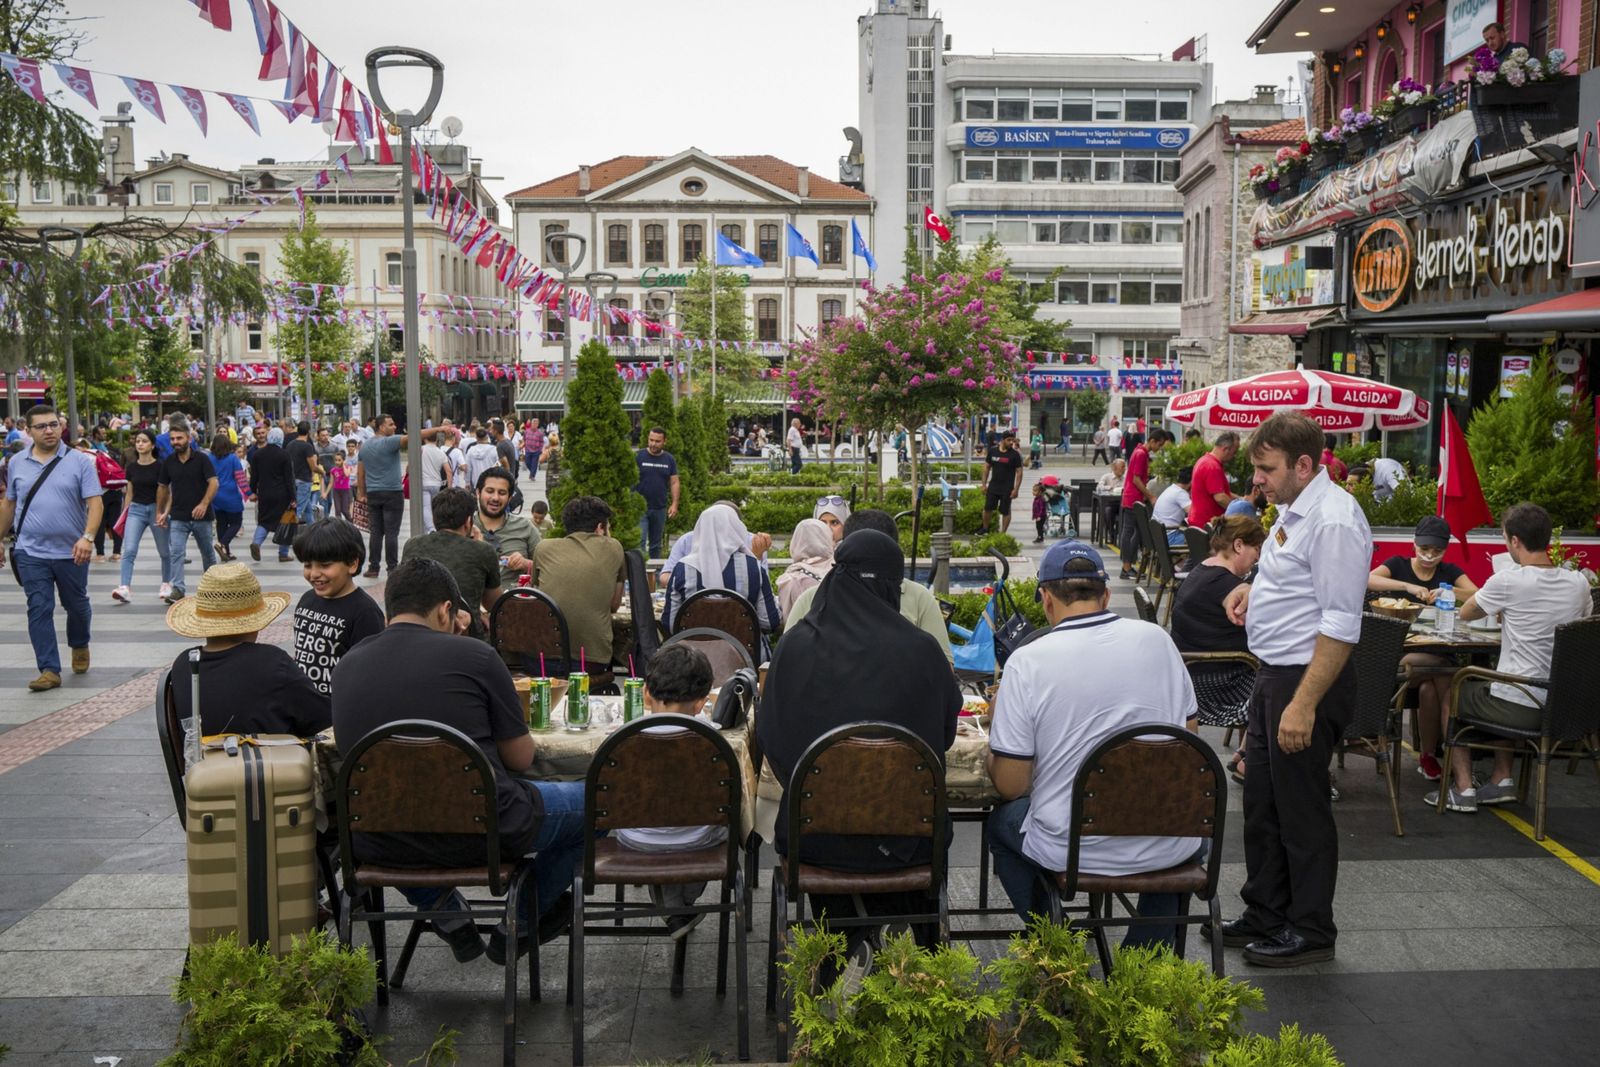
[{"xmin": 291, "ymin": 519, "xmax": 385, "ymax": 695}]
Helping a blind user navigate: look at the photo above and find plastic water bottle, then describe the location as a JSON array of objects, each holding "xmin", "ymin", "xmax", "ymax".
[{"xmin": 1435, "ymin": 583, "xmax": 1456, "ymax": 634}]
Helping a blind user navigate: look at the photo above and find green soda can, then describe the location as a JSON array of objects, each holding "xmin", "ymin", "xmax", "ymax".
[
  {"xmin": 565, "ymin": 672, "xmax": 591, "ymax": 731},
  {"xmin": 623, "ymin": 677, "xmax": 645, "ymax": 723},
  {"xmin": 529, "ymin": 678, "xmax": 552, "ymax": 731}
]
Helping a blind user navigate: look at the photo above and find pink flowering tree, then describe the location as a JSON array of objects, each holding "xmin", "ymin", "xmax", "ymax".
[{"xmin": 790, "ymin": 267, "xmax": 1027, "ymax": 487}]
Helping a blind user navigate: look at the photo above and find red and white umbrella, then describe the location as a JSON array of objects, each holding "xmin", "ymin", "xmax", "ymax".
[{"xmin": 1165, "ymin": 368, "xmax": 1430, "ymax": 433}]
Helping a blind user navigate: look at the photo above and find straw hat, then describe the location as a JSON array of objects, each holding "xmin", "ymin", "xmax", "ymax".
[{"xmin": 165, "ymin": 562, "xmax": 291, "ymax": 638}]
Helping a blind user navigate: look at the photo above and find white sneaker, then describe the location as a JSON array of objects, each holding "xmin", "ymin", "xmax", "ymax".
[
  {"xmin": 111, "ymin": 585, "xmax": 130, "ymax": 604},
  {"xmin": 158, "ymin": 582, "xmax": 172, "ymax": 600}
]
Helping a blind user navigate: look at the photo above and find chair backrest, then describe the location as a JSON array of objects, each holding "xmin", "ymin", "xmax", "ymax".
[
  {"xmin": 1145, "ymin": 518, "xmax": 1177, "ymax": 581},
  {"xmin": 1344, "ymin": 613, "xmax": 1412, "ymax": 741},
  {"xmin": 1545, "ymin": 617, "xmax": 1600, "ymax": 741},
  {"xmin": 155, "ymin": 668, "xmax": 186, "ymax": 826},
  {"xmin": 334, "ymin": 719, "xmax": 509, "ymax": 894},
  {"xmin": 1129, "ymin": 501, "xmax": 1155, "ymax": 556},
  {"xmin": 659, "ymin": 627, "xmax": 755, "ymax": 686},
  {"xmin": 582, "ymin": 714, "xmax": 741, "ymax": 880},
  {"xmin": 623, "ymin": 549, "xmax": 662, "ymax": 665},
  {"xmin": 1590, "ymin": 586, "xmax": 1600, "ymax": 617},
  {"xmin": 1069, "ymin": 482, "xmax": 1095, "ymax": 516},
  {"xmin": 784, "ymin": 721, "xmax": 947, "ymax": 894},
  {"xmin": 1133, "ymin": 587, "xmax": 1158, "ymax": 624},
  {"xmin": 1183, "ymin": 526, "xmax": 1211, "ymax": 564},
  {"xmin": 1066, "ymin": 724, "xmax": 1225, "ymax": 897},
  {"xmin": 489, "ymin": 587, "xmax": 572, "ymax": 666},
  {"xmin": 673, "ymin": 588, "xmax": 761, "ymax": 664}
]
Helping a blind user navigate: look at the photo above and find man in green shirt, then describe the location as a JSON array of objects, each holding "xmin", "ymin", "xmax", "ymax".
[
  {"xmin": 473, "ymin": 466, "xmax": 541, "ymax": 590},
  {"xmin": 401, "ymin": 487, "xmax": 502, "ymax": 639},
  {"xmin": 529, "ymin": 494, "xmax": 625, "ymax": 673}
]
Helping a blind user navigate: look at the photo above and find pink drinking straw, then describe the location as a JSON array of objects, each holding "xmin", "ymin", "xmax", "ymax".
[
  {"xmin": 629, "ymin": 654, "xmax": 636, "ymax": 678},
  {"xmin": 580, "ymin": 646, "xmax": 586, "ymax": 673},
  {"xmin": 539, "ymin": 653, "xmax": 546, "ymax": 678}
]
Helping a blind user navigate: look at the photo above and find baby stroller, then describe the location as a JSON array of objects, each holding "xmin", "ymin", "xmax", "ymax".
[{"xmin": 1039, "ymin": 476, "xmax": 1073, "ymax": 538}]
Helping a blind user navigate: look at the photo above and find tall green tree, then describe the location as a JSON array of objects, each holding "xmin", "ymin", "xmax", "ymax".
[
  {"xmin": 276, "ymin": 205, "xmax": 357, "ymax": 412},
  {"xmin": 640, "ymin": 368, "xmax": 676, "ymax": 444},
  {"xmin": 549, "ymin": 340, "xmax": 644, "ymax": 534},
  {"xmin": 135, "ymin": 324, "xmax": 189, "ymax": 418},
  {"xmin": 0, "ymin": 1, "xmax": 101, "ymax": 188},
  {"xmin": 699, "ymin": 388, "xmax": 730, "ymax": 475},
  {"xmin": 674, "ymin": 393, "xmax": 710, "ymax": 513},
  {"xmin": 1466, "ymin": 355, "xmax": 1598, "ymax": 527},
  {"xmin": 678, "ymin": 255, "xmax": 771, "ymax": 411}
]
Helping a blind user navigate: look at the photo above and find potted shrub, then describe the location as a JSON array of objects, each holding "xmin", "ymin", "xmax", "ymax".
[
  {"xmin": 1375, "ymin": 78, "xmax": 1438, "ymax": 141},
  {"xmin": 1469, "ymin": 47, "xmax": 1578, "ymax": 153}
]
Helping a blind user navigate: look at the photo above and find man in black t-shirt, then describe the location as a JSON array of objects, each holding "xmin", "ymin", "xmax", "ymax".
[
  {"xmin": 633, "ymin": 427, "xmax": 679, "ymax": 558},
  {"xmin": 155, "ymin": 419, "xmax": 219, "ymax": 604},
  {"xmin": 331, "ymin": 558, "xmax": 587, "ymax": 964},
  {"xmin": 490, "ymin": 418, "xmax": 520, "ymax": 482},
  {"xmin": 285, "ymin": 421, "xmax": 322, "ymax": 525},
  {"xmin": 981, "ymin": 431, "xmax": 1024, "ymax": 535}
]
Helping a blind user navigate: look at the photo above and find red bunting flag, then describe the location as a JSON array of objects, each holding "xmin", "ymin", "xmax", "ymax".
[
  {"xmin": 120, "ymin": 77, "xmax": 166, "ymax": 122},
  {"xmin": 257, "ymin": 3, "xmax": 288, "ymax": 80},
  {"xmin": 922, "ymin": 205, "xmax": 951, "ymax": 242},
  {"xmin": 0, "ymin": 55, "xmax": 46, "ymax": 103},
  {"xmin": 190, "ymin": 0, "xmax": 233, "ymax": 30},
  {"xmin": 1437, "ymin": 404, "xmax": 1494, "ymax": 548}
]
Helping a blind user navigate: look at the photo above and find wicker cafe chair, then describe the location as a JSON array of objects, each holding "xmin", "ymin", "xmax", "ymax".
[
  {"xmin": 1183, "ymin": 525, "xmax": 1212, "ymax": 567},
  {"xmin": 334, "ymin": 720, "xmax": 540, "ymax": 1067},
  {"xmin": 568, "ymin": 715, "xmax": 748, "ymax": 1066},
  {"xmin": 1440, "ymin": 618, "xmax": 1600, "ymax": 840},
  {"xmin": 673, "ymin": 588, "xmax": 763, "ymax": 667},
  {"xmin": 1180, "ymin": 650, "xmax": 1260, "ymax": 750},
  {"xmin": 1334, "ymin": 614, "xmax": 1413, "ymax": 837},
  {"xmin": 766, "ymin": 722, "xmax": 949, "ymax": 1062},
  {"xmin": 1044, "ymin": 724, "xmax": 1228, "ymax": 977},
  {"xmin": 1133, "ymin": 587, "xmax": 1159, "ymax": 625}
]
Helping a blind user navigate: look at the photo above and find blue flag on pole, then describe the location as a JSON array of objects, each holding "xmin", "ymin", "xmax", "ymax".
[
  {"xmin": 715, "ymin": 230, "xmax": 763, "ymax": 268},
  {"xmin": 785, "ymin": 222, "xmax": 819, "ymax": 265},
  {"xmin": 851, "ymin": 219, "xmax": 878, "ymax": 272}
]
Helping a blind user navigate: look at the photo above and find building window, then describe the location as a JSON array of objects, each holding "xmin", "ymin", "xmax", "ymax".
[
  {"xmin": 720, "ymin": 222, "xmax": 743, "ymax": 246},
  {"xmin": 1033, "ymin": 221, "xmax": 1058, "ymax": 243},
  {"xmin": 543, "ymin": 222, "xmax": 567, "ymax": 266},
  {"xmin": 1345, "ymin": 74, "xmax": 1363, "ymax": 112},
  {"xmin": 756, "ymin": 297, "xmax": 779, "ymax": 341},
  {"xmin": 154, "ymin": 182, "xmax": 174, "ymax": 205},
  {"xmin": 1158, "ymin": 91, "xmax": 1190, "ymax": 121},
  {"xmin": 1156, "ymin": 221, "xmax": 1183, "ymax": 243},
  {"xmin": 607, "ymin": 298, "xmax": 630, "ymax": 339},
  {"xmin": 1528, "ymin": 0, "xmax": 1550, "ymax": 56},
  {"xmin": 996, "ymin": 219, "xmax": 1027, "ymax": 244},
  {"xmin": 964, "ymin": 156, "xmax": 995, "ymax": 182},
  {"xmin": 242, "ymin": 251, "xmax": 261, "ymax": 276},
  {"xmin": 1122, "ymin": 220, "xmax": 1153, "ymax": 244},
  {"xmin": 1421, "ymin": 23, "xmax": 1446, "ymax": 87},
  {"xmin": 757, "ymin": 223, "xmax": 780, "ymax": 264},
  {"xmin": 643, "ymin": 223, "xmax": 666, "ymax": 265},
  {"xmin": 545, "ymin": 310, "xmax": 564, "ymax": 340},
  {"xmin": 607, "ymin": 223, "xmax": 629, "ymax": 266},
  {"xmin": 1094, "ymin": 92, "xmax": 1123, "ymax": 121},
  {"xmin": 1121, "ymin": 280, "xmax": 1153, "ymax": 305},
  {"xmin": 820, "ymin": 224, "xmax": 843, "ymax": 265},
  {"xmin": 1202, "ymin": 207, "xmax": 1212, "ymax": 297},
  {"xmin": 997, "ymin": 156, "xmax": 1027, "ymax": 182},
  {"xmin": 1057, "ymin": 279, "xmax": 1089, "ymax": 304},
  {"xmin": 1061, "ymin": 154, "xmax": 1091, "ymax": 183},
  {"xmin": 964, "ymin": 219, "xmax": 994, "ymax": 242},
  {"xmin": 1031, "ymin": 158, "xmax": 1059, "ymax": 182},
  {"xmin": 385, "ymin": 252, "xmax": 402, "ymax": 288},
  {"xmin": 1123, "ymin": 339, "xmax": 1169, "ymax": 362},
  {"xmin": 681, "ymin": 223, "xmax": 704, "ymax": 264},
  {"xmin": 1062, "ymin": 90, "xmax": 1093, "ymax": 121},
  {"xmin": 997, "ymin": 92, "xmax": 1030, "ymax": 120},
  {"xmin": 820, "ymin": 297, "xmax": 844, "ymax": 322},
  {"xmin": 247, "ymin": 321, "xmax": 262, "ymax": 352},
  {"xmin": 1124, "ymin": 92, "xmax": 1158, "ymax": 122},
  {"xmin": 1093, "ymin": 158, "xmax": 1122, "ymax": 183},
  {"xmin": 1060, "ymin": 221, "xmax": 1091, "ymax": 244},
  {"xmin": 962, "ymin": 88, "xmax": 995, "ymax": 120},
  {"xmin": 1154, "ymin": 281, "xmax": 1183, "ymax": 303},
  {"xmin": 1092, "ymin": 222, "xmax": 1118, "ymax": 243},
  {"xmin": 30, "ymin": 181, "xmax": 51, "ymax": 203},
  {"xmin": 1091, "ymin": 282, "xmax": 1118, "ymax": 304},
  {"xmin": 189, "ymin": 324, "xmax": 204, "ymax": 350},
  {"xmin": 1124, "ymin": 153, "xmax": 1157, "ymax": 183},
  {"xmin": 190, "ymin": 182, "xmax": 212, "ymax": 205},
  {"xmin": 1032, "ymin": 91, "xmax": 1060, "ymax": 121}
]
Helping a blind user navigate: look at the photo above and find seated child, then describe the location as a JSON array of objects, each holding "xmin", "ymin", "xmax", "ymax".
[
  {"xmin": 529, "ymin": 499, "xmax": 553, "ymax": 534},
  {"xmin": 615, "ymin": 643, "xmax": 728, "ymax": 939}
]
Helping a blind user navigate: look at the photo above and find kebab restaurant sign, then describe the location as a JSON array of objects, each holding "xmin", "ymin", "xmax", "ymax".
[
  {"xmin": 1352, "ymin": 219, "xmax": 1412, "ymax": 312},
  {"xmin": 1413, "ymin": 189, "xmax": 1568, "ymax": 292}
]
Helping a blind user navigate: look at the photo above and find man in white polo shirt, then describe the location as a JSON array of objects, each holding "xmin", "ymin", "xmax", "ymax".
[
  {"xmin": 985, "ymin": 540, "xmax": 1201, "ymax": 948},
  {"xmin": 1217, "ymin": 412, "xmax": 1369, "ymax": 968}
]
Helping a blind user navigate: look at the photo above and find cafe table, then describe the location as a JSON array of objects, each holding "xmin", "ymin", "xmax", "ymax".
[{"xmin": 1398, "ymin": 609, "xmax": 1504, "ymax": 655}]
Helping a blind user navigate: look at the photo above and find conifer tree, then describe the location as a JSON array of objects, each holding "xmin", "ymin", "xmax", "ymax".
[
  {"xmin": 674, "ymin": 393, "xmax": 710, "ymax": 513},
  {"xmin": 699, "ymin": 388, "xmax": 730, "ymax": 475},
  {"xmin": 550, "ymin": 340, "xmax": 645, "ymax": 534},
  {"xmin": 640, "ymin": 368, "xmax": 676, "ymax": 446}
]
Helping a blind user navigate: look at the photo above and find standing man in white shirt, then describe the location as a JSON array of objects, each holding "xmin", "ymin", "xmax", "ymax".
[
  {"xmin": 786, "ymin": 418, "xmax": 805, "ymax": 476},
  {"xmin": 1217, "ymin": 413, "xmax": 1370, "ymax": 968},
  {"xmin": 1430, "ymin": 503, "xmax": 1593, "ymax": 812},
  {"xmin": 418, "ymin": 431, "xmax": 453, "ymax": 534},
  {"xmin": 1106, "ymin": 421, "xmax": 1123, "ymax": 459}
]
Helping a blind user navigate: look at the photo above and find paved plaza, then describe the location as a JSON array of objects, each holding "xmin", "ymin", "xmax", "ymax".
[{"xmin": 2, "ymin": 455, "xmax": 1598, "ymax": 1065}]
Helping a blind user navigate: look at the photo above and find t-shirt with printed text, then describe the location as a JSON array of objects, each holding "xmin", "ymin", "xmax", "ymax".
[{"xmin": 292, "ymin": 587, "xmax": 387, "ymax": 695}]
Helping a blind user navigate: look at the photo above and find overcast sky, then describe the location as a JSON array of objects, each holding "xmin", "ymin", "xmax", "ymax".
[{"xmin": 65, "ymin": 1, "xmax": 1303, "ymax": 202}]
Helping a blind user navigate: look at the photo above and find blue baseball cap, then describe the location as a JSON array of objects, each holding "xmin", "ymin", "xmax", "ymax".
[{"xmin": 1038, "ymin": 540, "xmax": 1109, "ymax": 584}]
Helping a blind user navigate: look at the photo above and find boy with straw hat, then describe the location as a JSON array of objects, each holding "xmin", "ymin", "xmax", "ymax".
[{"xmin": 166, "ymin": 561, "xmax": 329, "ymax": 738}]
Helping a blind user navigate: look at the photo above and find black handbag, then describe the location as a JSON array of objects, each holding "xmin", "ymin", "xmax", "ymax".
[
  {"xmin": 711, "ymin": 667, "xmax": 758, "ymax": 730},
  {"xmin": 991, "ymin": 583, "xmax": 1034, "ymax": 667},
  {"xmin": 271, "ymin": 505, "xmax": 299, "ymax": 547}
]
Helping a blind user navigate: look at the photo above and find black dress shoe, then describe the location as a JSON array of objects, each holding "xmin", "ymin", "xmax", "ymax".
[
  {"xmin": 486, "ymin": 890, "xmax": 574, "ymax": 965},
  {"xmin": 1200, "ymin": 918, "xmax": 1272, "ymax": 949},
  {"xmin": 1243, "ymin": 928, "xmax": 1334, "ymax": 968},
  {"xmin": 434, "ymin": 920, "xmax": 485, "ymax": 963}
]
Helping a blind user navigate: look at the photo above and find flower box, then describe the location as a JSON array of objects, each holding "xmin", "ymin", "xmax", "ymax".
[
  {"xmin": 1383, "ymin": 103, "xmax": 1434, "ymax": 141},
  {"xmin": 1308, "ymin": 145, "xmax": 1342, "ymax": 171},
  {"xmin": 1343, "ymin": 126, "xmax": 1382, "ymax": 162},
  {"xmin": 1251, "ymin": 178, "xmax": 1278, "ymax": 201},
  {"xmin": 1472, "ymin": 77, "xmax": 1579, "ymax": 155}
]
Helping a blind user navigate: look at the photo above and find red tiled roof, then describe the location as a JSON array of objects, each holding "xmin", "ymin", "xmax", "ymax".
[
  {"xmin": 506, "ymin": 153, "xmax": 870, "ymax": 202},
  {"xmin": 1234, "ymin": 118, "xmax": 1309, "ymax": 144}
]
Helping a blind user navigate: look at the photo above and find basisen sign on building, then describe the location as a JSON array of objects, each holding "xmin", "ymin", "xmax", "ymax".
[{"xmin": 963, "ymin": 126, "xmax": 1191, "ymax": 150}]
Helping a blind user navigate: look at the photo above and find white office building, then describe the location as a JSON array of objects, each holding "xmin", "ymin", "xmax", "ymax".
[{"xmin": 855, "ymin": 0, "xmax": 1212, "ymax": 435}]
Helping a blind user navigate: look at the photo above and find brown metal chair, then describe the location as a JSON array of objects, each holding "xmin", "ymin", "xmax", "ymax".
[
  {"xmin": 567, "ymin": 714, "xmax": 748, "ymax": 1065},
  {"xmin": 1133, "ymin": 587, "xmax": 1158, "ymax": 625},
  {"xmin": 490, "ymin": 587, "xmax": 572, "ymax": 668},
  {"xmin": 673, "ymin": 588, "xmax": 762, "ymax": 666},
  {"xmin": 1183, "ymin": 525, "xmax": 1212, "ymax": 567},
  {"xmin": 765, "ymin": 722, "xmax": 949, "ymax": 1061},
  {"xmin": 1440, "ymin": 617, "xmax": 1600, "ymax": 840},
  {"xmin": 334, "ymin": 720, "xmax": 540, "ymax": 1067},
  {"xmin": 1127, "ymin": 500, "xmax": 1156, "ymax": 585},
  {"xmin": 660, "ymin": 626, "xmax": 755, "ymax": 686},
  {"xmin": 1044, "ymin": 724, "xmax": 1228, "ymax": 976},
  {"xmin": 1334, "ymin": 613, "xmax": 1413, "ymax": 837},
  {"xmin": 1144, "ymin": 514, "xmax": 1189, "ymax": 625}
]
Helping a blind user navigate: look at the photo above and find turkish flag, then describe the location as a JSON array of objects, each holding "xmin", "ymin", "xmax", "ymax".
[
  {"xmin": 1437, "ymin": 403, "xmax": 1494, "ymax": 547},
  {"xmin": 922, "ymin": 205, "xmax": 951, "ymax": 242}
]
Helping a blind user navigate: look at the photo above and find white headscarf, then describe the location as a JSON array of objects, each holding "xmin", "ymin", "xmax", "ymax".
[
  {"xmin": 266, "ymin": 427, "xmax": 284, "ymax": 446},
  {"xmin": 684, "ymin": 503, "xmax": 752, "ymax": 590}
]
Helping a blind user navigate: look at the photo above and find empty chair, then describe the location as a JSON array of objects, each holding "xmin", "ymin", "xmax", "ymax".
[
  {"xmin": 490, "ymin": 587, "xmax": 572, "ymax": 669},
  {"xmin": 623, "ymin": 549, "xmax": 662, "ymax": 667},
  {"xmin": 1334, "ymin": 614, "xmax": 1412, "ymax": 837},
  {"xmin": 659, "ymin": 627, "xmax": 755, "ymax": 686}
]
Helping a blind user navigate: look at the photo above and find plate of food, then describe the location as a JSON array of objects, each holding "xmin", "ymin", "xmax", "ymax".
[{"xmin": 1369, "ymin": 597, "xmax": 1424, "ymax": 623}]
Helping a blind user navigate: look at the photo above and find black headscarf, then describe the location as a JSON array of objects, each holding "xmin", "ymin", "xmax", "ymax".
[{"xmin": 758, "ymin": 530, "xmax": 961, "ymax": 867}]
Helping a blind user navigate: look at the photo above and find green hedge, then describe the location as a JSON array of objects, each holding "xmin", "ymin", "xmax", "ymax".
[{"xmin": 945, "ymin": 578, "xmax": 1049, "ymax": 633}]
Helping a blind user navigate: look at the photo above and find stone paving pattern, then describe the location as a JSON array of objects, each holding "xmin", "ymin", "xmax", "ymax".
[{"xmin": 2, "ymin": 450, "xmax": 1598, "ymax": 1065}]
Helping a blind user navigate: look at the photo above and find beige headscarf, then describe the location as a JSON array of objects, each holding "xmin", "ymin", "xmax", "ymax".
[{"xmin": 775, "ymin": 518, "xmax": 837, "ymax": 621}]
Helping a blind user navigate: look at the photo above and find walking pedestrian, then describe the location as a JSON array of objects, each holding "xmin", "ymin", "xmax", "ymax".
[
  {"xmin": 89, "ymin": 438, "xmax": 126, "ymax": 560},
  {"xmin": 1215, "ymin": 412, "xmax": 1370, "ymax": 968},
  {"xmin": 786, "ymin": 418, "xmax": 805, "ymax": 475},
  {"xmin": 355, "ymin": 413, "xmax": 414, "ymax": 577},
  {"xmin": 208, "ymin": 432, "xmax": 246, "ymax": 562},
  {"xmin": 1090, "ymin": 425, "xmax": 1109, "ymax": 466},
  {"xmin": 155, "ymin": 418, "xmax": 220, "ymax": 604},
  {"xmin": 248, "ymin": 426, "xmax": 296, "ymax": 564},
  {"xmin": 113, "ymin": 428, "xmax": 174, "ymax": 603},
  {"xmin": 0, "ymin": 403, "xmax": 103, "ymax": 691},
  {"xmin": 522, "ymin": 417, "xmax": 545, "ymax": 482},
  {"xmin": 634, "ymin": 427, "xmax": 679, "ymax": 559}
]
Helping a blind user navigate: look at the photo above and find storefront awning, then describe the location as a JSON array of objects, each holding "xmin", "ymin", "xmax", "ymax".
[
  {"xmin": 1484, "ymin": 289, "xmax": 1600, "ymax": 332},
  {"xmin": 1229, "ymin": 308, "xmax": 1337, "ymax": 336},
  {"xmin": 1353, "ymin": 316, "xmax": 1492, "ymax": 334}
]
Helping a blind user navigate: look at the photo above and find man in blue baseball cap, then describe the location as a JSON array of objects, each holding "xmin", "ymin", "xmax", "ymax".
[{"xmin": 985, "ymin": 540, "xmax": 1203, "ymax": 945}]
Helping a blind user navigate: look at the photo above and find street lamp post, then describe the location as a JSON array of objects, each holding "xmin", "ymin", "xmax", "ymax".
[
  {"xmin": 542, "ymin": 230, "xmax": 586, "ymax": 386},
  {"xmin": 39, "ymin": 227, "xmax": 84, "ymax": 437},
  {"xmin": 366, "ymin": 46, "xmax": 445, "ymax": 539}
]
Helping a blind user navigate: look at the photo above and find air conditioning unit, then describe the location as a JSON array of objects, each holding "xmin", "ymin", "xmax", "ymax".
[{"xmin": 87, "ymin": 193, "xmax": 108, "ymax": 206}]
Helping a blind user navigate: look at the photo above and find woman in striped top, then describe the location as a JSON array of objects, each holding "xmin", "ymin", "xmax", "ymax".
[{"xmin": 662, "ymin": 504, "xmax": 781, "ymax": 658}]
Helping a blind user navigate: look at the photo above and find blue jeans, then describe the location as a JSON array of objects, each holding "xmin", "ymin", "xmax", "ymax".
[
  {"xmin": 119, "ymin": 502, "xmax": 172, "ymax": 587},
  {"xmin": 525, "ymin": 451, "xmax": 541, "ymax": 481},
  {"xmin": 399, "ymin": 780, "xmax": 590, "ymax": 930},
  {"xmin": 987, "ymin": 796, "xmax": 1200, "ymax": 950},
  {"xmin": 167, "ymin": 517, "xmax": 218, "ymax": 594},
  {"xmin": 15, "ymin": 549, "xmax": 91, "ymax": 674},
  {"xmin": 252, "ymin": 520, "xmax": 294, "ymax": 559},
  {"xmin": 294, "ymin": 479, "xmax": 318, "ymax": 524},
  {"xmin": 640, "ymin": 506, "xmax": 667, "ymax": 558}
]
